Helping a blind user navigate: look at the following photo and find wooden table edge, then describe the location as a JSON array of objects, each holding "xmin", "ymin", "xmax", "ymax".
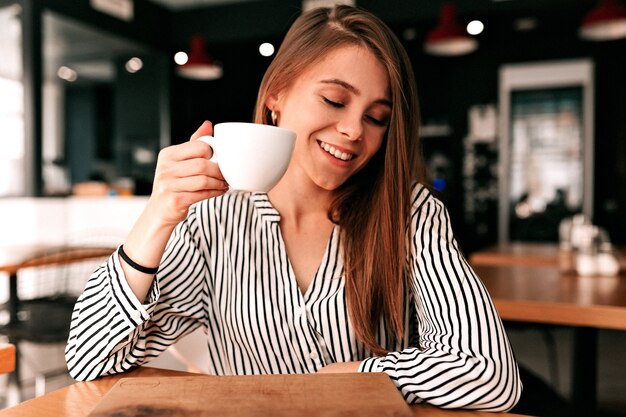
[{"xmin": 494, "ymin": 299, "xmax": 626, "ymax": 330}]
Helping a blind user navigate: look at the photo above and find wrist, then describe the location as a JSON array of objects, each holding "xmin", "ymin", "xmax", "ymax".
[
  {"xmin": 145, "ymin": 196, "xmax": 184, "ymax": 229},
  {"xmin": 119, "ymin": 245, "xmax": 159, "ymax": 274},
  {"xmin": 122, "ymin": 203, "xmax": 179, "ymax": 269}
]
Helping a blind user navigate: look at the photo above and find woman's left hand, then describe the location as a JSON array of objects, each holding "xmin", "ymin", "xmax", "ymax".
[{"xmin": 317, "ymin": 361, "xmax": 361, "ymax": 373}]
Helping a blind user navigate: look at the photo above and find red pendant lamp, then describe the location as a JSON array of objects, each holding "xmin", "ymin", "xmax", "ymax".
[
  {"xmin": 176, "ymin": 35, "xmax": 223, "ymax": 80},
  {"xmin": 424, "ymin": 1, "xmax": 477, "ymax": 56},
  {"xmin": 580, "ymin": 0, "xmax": 626, "ymax": 41}
]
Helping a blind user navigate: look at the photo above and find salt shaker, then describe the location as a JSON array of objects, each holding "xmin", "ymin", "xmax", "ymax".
[
  {"xmin": 558, "ymin": 217, "xmax": 574, "ymax": 273},
  {"xmin": 596, "ymin": 228, "xmax": 620, "ymax": 276},
  {"xmin": 575, "ymin": 225, "xmax": 597, "ymax": 276}
]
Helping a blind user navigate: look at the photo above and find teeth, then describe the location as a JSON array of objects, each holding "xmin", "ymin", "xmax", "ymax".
[{"xmin": 318, "ymin": 141, "xmax": 354, "ymax": 161}]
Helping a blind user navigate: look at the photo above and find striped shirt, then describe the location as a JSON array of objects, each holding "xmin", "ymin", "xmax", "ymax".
[{"xmin": 65, "ymin": 184, "xmax": 521, "ymax": 411}]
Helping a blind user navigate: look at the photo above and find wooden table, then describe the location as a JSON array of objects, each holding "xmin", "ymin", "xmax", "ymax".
[
  {"xmin": 470, "ymin": 244, "xmax": 626, "ymax": 417},
  {"xmin": 470, "ymin": 242, "xmax": 626, "ymax": 269},
  {"xmin": 0, "ymin": 244, "xmax": 116, "ymax": 403},
  {"xmin": 0, "ymin": 367, "xmax": 529, "ymax": 416},
  {"xmin": 476, "ymin": 264, "xmax": 626, "ymax": 330}
]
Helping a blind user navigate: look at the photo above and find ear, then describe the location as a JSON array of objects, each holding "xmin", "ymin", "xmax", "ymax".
[{"xmin": 265, "ymin": 91, "xmax": 283, "ymax": 113}]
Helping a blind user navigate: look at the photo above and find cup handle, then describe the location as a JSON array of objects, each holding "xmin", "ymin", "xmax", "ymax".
[{"xmin": 197, "ymin": 135, "xmax": 218, "ymax": 163}]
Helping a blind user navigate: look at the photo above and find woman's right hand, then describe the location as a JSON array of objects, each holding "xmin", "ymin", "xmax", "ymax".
[{"xmin": 147, "ymin": 121, "xmax": 229, "ymax": 228}]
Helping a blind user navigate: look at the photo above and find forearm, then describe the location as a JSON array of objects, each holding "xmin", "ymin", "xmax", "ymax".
[
  {"xmin": 118, "ymin": 120, "xmax": 227, "ymax": 302},
  {"xmin": 394, "ymin": 186, "xmax": 522, "ymax": 410},
  {"xmin": 66, "ymin": 211, "xmax": 209, "ymax": 380},
  {"xmin": 65, "ymin": 256, "xmax": 159, "ymax": 381},
  {"xmin": 359, "ymin": 343, "xmax": 520, "ymax": 411},
  {"xmin": 120, "ymin": 200, "xmax": 177, "ymax": 302}
]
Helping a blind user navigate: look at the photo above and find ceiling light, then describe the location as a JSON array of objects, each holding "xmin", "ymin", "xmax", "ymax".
[
  {"xmin": 57, "ymin": 66, "xmax": 77, "ymax": 82},
  {"xmin": 174, "ymin": 51, "xmax": 188, "ymax": 65},
  {"xmin": 467, "ymin": 20, "xmax": 484, "ymax": 35},
  {"xmin": 259, "ymin": 42, "xmax": 275, "ymax": 57},
  {"xmin": 580, "ymin": 0, "xmax": 626, "ymax": 41},
  {"xmin": 176, "ymin": 35, "xmax": 223, "ymax": 80},
  {"xmin": 424, "ymin": 1, "xmax": 478, "ymax": 56},
  {"xmin": 125, "ymin": 57, "xmax": 143, "ymax": 73}
]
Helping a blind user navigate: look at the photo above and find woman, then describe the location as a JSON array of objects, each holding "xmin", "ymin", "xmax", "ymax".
[{"xmin": 66, "ymin": 5, "xmax": 521, "ymax": 411}]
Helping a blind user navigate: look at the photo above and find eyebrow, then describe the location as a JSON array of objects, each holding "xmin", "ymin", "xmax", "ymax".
[{"xmin": 320, "ymin": 78, "xmax": 392, "ymax": 108}]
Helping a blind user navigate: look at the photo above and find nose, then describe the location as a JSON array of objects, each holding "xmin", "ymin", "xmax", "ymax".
[{"xmin": 336, "ymin": 112, "xmax": 363, "ymax": 141}]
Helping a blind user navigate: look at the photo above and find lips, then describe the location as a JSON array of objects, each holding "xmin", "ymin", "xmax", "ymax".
[{"xmin": 317, "ymin": 140, "xmax": 355, "ymax": 161}]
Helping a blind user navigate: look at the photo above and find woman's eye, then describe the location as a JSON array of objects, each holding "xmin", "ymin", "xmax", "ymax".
[
  {"xmin": 323, "ymin": 97, "xmax": 344, "ymax": 108},
  {"xmin": 366, "ymin": 115, "xmax": 387, "ymax": 127}
]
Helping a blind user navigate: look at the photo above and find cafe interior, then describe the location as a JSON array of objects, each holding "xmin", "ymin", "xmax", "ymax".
[{"xmin": 0, "ymin": 0, "xmax": 625, "ymax": 415}]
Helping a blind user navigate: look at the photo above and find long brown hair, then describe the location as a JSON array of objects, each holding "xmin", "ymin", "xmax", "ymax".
[{"xmin": 254, "ymin": 5, "xmax": 423, "ymax": 355}]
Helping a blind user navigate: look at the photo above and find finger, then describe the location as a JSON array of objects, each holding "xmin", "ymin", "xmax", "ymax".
[
  {"xmin": 165, "ymin": 175, "xmax": 229, "ymax": 193},
  {"xmin": 158, "ymin": 158, "xmax": 225, "ymax": 181},
  {"xmin": 159, "ymin": 140, "xmax": 213, "ymax": 163},
  {"xmin": 190, "ymin": 120, "xmax": 213, "ymax": 141}
]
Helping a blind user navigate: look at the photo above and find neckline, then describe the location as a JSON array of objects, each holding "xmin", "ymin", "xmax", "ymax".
[
  {"xmin": 279, "ymin": 223, "xmax": 339, "ymax": 301},
  {"xmin": 248, "ymin": 192, "xmax": 340, "ymax": 296}
]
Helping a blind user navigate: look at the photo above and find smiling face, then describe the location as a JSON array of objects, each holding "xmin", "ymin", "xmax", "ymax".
[{"xmin": 267, "ymin": 44, "xmax": 391, "ymax": 192}]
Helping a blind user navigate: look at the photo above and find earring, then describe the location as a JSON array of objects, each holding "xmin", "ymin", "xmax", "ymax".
[{"xmin": 271, "ymin": 110, "xmax": 278, "ymax": 126}]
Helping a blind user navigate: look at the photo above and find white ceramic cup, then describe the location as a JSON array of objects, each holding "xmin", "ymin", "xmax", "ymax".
[{"xmin": 198, "ymin": 122, "xmax": 296, "ymax": 192}]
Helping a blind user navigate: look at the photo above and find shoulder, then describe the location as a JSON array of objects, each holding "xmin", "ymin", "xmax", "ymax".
[
  {"xmin": 408, "ymin": 182, "xmax": 451, "ymax": 226},
  {"xmin": 409, "ymin": 182, "xmax": 439, "ymax": 212}
]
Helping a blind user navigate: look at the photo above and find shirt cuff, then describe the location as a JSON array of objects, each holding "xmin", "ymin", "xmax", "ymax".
[
  {"xmin": 358, "ymin": 356, "xmax": 385, "ymax": 373},
  {"xmin": 110, "ymin": 248, "xmax": 159, "ymax": 327}
]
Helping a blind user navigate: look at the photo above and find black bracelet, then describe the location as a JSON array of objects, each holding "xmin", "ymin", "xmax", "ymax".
[{"xmin": 118, "ymin": 245, "xmax": 159, "ymax": 274}]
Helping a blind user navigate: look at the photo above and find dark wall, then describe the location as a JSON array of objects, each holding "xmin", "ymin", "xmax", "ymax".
[
  {"xmin": 114, "ymin": 53, "xmax": 169, "ymax": 194},
  {"xmin": 170, "ymin": 39, "xmax": 279, "ymax": 142},
  {"xmin": 593, "ymin": 46, "xmax": 626, "ymax": 246},
  {"xmin": 65, "ymin": 86, "xmax": 97, "ymax": 184}
]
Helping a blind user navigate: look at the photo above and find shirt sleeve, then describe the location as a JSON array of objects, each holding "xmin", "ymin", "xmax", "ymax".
[
  {"xmin": 65, "ymin": 203, "xmax": 210, "ymax": 381},
  {"xmin": 358, "ymin": 186, "xmax": 522, "ymax": 411}
]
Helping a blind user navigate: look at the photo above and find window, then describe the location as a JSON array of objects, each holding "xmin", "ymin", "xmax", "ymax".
[
  {"xmin": 0, "ymin": 3, "xmax": 25, "ymax": 196},
  {"xmin": 499, "ymin": 60, "xmax": 594, "ymax": 242}
]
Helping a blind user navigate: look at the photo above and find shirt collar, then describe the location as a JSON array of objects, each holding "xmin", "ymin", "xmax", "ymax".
[{"xmin": 250, "ymin": 192, "xmax": 281, "ymax": 223}]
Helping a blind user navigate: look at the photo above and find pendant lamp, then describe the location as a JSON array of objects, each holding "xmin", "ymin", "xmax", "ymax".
[
  {"xmin": 177, "ymin": 35, "xmax": 223, "ymax": 80},
  {"xmin": 424, "ymin": 1, "xmax": 477, "ymax": 56},
  {"xmin": 580, "ymin": 0, "xmax": 626, "ymax": 41}
]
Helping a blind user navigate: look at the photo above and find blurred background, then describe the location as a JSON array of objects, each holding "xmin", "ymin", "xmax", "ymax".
[
  {"xmin": 1, "ymin": 0, "xmax": 625, "ymax": 251},
  {"xmin": 1, "ymin": 0, "xmax": 625, "ymax": 415}
]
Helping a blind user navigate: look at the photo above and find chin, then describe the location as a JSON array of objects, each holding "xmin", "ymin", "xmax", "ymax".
[{"xmin": 314, "ymin": 177, "xmax": 346, "ymax": 192}]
